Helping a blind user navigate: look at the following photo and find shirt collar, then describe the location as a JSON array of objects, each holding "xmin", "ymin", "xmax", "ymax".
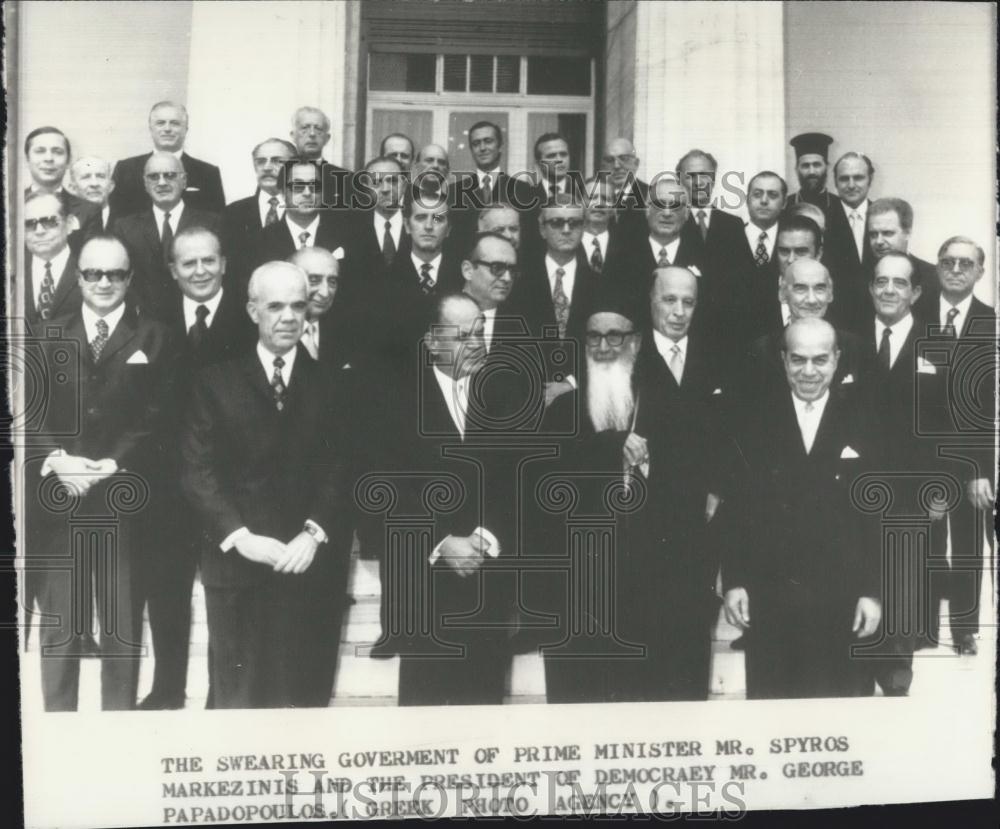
[
  {"xmin": 153, "ymin": 201, "xmax": 184, "ymax": 225},
  {"xmin": 286, "ymin": 213, "xmax": 320, "ymax": 243},
  {"xmin": 583, "ymin": 230, "xmax": 609, "ymax": 247},
  {"xmin": 653, "ymin": 329, "xmax": 687, "ymax": 359},
  {"xmin": 35, "ymin": 243, "xmax": 71, "ymax": 271},
  {"xmin": 941, "ymin": 292, "xmax": 974, "ymax": 319},
  {"xmin": 545, "ymin": 254, "xmax": 576, "ymax": 279},
  {"xmin": 648, "ymin": 235, "xmax": 680, "ymax": 260},
  {"xmin": 82, "ymin": 301, "xmax": 126, "ymax": 341},
  {"xmin": 183, "ymin": 288, "xmax": 224, "ymax": 328},
  {"xmin": 374, "ymin": 210, "xmax": 402, "ymax": 233},
  {"xmin": 478, "ymin": 168, "xmax": 501, "ymax": 186},
  {"xmin": 875, "ymin": 311, "xmax": 914, "ymax": 353},
  {"xmin": 792, "ymin": 389, "xmax": 830, "ymax": 416},
  {"xmin": 412, "ymin": 252, "xmax": 443, "ymax": 277},
  {"xmin": 257, "ymin": 341, "xmax": 297, "ymax": 379},
  {"xmin": 258, "ymin": 189, "xmax": 284, "ymax": 210},
  {"xmin": 842, "ymin": 199, "xmax": 867, "ymax": 219}
]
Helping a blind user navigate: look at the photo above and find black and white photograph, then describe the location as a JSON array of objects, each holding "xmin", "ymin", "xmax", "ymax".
[{"xmin": 5, "ymin": 0, "xmax": 997, "ymax": 824}]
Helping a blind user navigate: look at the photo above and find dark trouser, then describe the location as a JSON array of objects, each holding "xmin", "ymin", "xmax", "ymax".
[
  {"xmin": 36, "ymin": 538, "xmax": 141, "ymax": 711},
  {"xmin": 928, "ymin": 498, "xmax": 988, "ymax": 643},
  {"xmin": 398, "ymin": 637, "xmax": 508, "ymax": 706},
  {"xmin": 141, "ymin": 533, "xmax": 198, "ymax": 704}
]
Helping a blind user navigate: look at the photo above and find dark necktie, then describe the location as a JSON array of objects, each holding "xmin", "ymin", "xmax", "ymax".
[
  {"xmin": 754, "ymin": 231, "xmax": 769, "ymax": 266},
  {"xmin": 657, "ymin": 246, "xmax": 670, "ymax": 267},
  {"xmin": 944, "ymin": 306, "xmax": 960, "ymax": 337},
  {"xmin": 480, "ymin": 173, "xmax": 493, "ymax": 203},
  {"xmin": 877, "ymin": 326, "xmax": 892, "ymax": 372},
  {"xmin": 419, "ymin": 262, "xmax": 434, "ymax": 295},
  {"xmin": 271, "ymin": 356, "xmax": 286, "ymax": 411},
  {"xmin": 90, "ymin": 318, "xmax": 110, "ymax": 362},
  {"xmin": 161, "ymin": 212, "xmax": 174, "ymax": 258},
  {"xmin": 298, "ymin": 231, "xmax": 311, "ymax": 248},
  {"xmin": 189, "ymin": 304, "xmax": 209, "ymax": 350},
  {"xmin": 265, "ymin": 197, "xmax": 280, "ymax": 226},
  {"xmin": 696, "ymin": 210, "xmax": 708, "ymax": 242},
  {"xmin": 552, "ymin": 267, "xmax": 569, "ymax": 339},
  {"xmin": 38, "ymin": 260, "xmax": 56, "ymax": 320},
  {"xmin": 590, "ymin": 237, "xmax": 604, "ymax": 274},
  {"xmin": 382, "ymin": 220, "xmax": 396, "ymax": 266}
]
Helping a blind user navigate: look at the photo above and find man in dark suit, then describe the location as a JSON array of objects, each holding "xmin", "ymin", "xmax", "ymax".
[
  {"xmin": 70, "ymin": 157, "xmax": 122, "ymax": 238},
  {"xmin": 723, "ymin": 318, "xmax": 883, "ymax": 699},
  {"xmin": 921, "ymin": 236, "xmax": 996, "ymax": 656},
  {"xmin": 23, "ymin": 126, "xmax": 98, "ymax": 235},
  {"xmin": 253, "ymin": 159, "xmax": 347, "ymax": 269},
  {"xmin": 599, "ymin": 137, "xmax": 649, "ymax": 240},
  {"xmin": 137, "ymin": 227, "xmax": 256, "ymax": 709},
  {"xmin": 220, "ymin": 138, "xmax": 297, "ymax": 294},
  {"xmin": 111, "ymin": 152, "xmax": 220, "ymax": 320},
  {"xmin": 766, "ymin": 215, "xmax": 826, "ymax": 332},
  {"xmin": 824, "ymin": 152, "xmax": 877, "ymax": 333},
  {"xmin": 23, "ymin": 193, "xmax": 81, "ymax": 330},
  {"xmin": 380, "ymin": 133, "xmax": 414, "ymax": 170},
  {"xmin": 580, "ymin": 175, "xmax": 628, "ymax": 279},
  {"xmin": 867, "ymin": 198, "xmax": 938, "ymax": 318},
  {"xmin": 784, "ymin": 132, "xmax": 837, "ymax": 214},
  {"xmin": 463, "ymin": 120, "xmax": 537, "ymax": 211},
  {"xmin": 603, "ymin": 176, "xmax": 703, "ymax": 315},
  {"xmin": 25, "ymin": 234, "xmax": 175, "ymax": 710},
  {"xmin": 529, "ymin": 133, "xmax": 584, "ymax": 205},
  {"xmin": 370, "ymin": 293, "xmax": 515, "ymax": 705},
  {"xmin": 180, "ymin": 261, "xmax": 347, "ymax": 708},
  {"xmin": 110, "ymin": 101, "xmax": 225, "ymax": 216},
  {"xmin": 535, "ymin": 298, "xmax": 720, "ymax": 702},
  {"xmin": 677, "ymin": 149, "xmax": 756, "ymax": 349},
  {"xmin": 477, "ymin": 204, "xmax": 522, "ymax": 252},
  {"xmin": 508, "ymin": 201, "xmax": 599, "ymax": 408},
  {"xmin": 855, "ymin": 252, "xmax": 947, "ymax": 695},
  {"xmin": 341, "ymin": 156, "xmax": 407, "ymax": 283},
  {"xmin": 290, "ymin": 106, "xmax": 352, "ymax": 208},
  {"xmin": 742, "ymin": 171, "xmax": 786, "ymax": 341},
  {"xmin": 290, "ymin": 246, "xmax": 354, "ymax": 370}
]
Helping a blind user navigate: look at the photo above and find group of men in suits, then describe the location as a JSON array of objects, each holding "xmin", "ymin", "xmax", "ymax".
[{"xmin": 19, "ymin": 101, "xmax": 995, "ymax": 709}]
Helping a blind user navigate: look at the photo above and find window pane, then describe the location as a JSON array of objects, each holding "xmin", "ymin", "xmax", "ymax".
[
  {"xmin": 371, "ymin": 110, "xmax": 434, "ymax": 159},
  {"xmin": 449, "ymin": 111, "xmax": 510, "ymax": 173},
  {"xmin": 443, "ymin": 54, "xmax": 467, "ymax": 92},
  {"xmin": 496, "ymin": 55, "xmax": 520, "ymax": 93},
  {"xmin": 470, "ymin": 55, "xmax": 493, "ymax": 93},
  {"xmin": 526, "ymin": 56, "xmax": 591, "ymax": 96},
  {"xmin": 369, "ymin": 53, "xmax": 436, "ymax": 92}
]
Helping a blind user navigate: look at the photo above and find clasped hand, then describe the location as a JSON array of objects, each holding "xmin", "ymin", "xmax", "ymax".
[
  {"xmin": 438, "ymin": 533, "xmax": 491, "ymax": 578},
  {"xmin": 234, "ymin": 531, "xmax": 318, "ymax": 574},
  {"xmin": 50, "ymin": 455, "xmax": 117, "ymax": 497}
]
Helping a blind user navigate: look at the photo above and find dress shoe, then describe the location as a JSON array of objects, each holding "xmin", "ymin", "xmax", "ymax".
[
  {"xmin": 954, "ymin": 634, "xmax": 978, "ymax": 656},
  {"xmin": 137, "ymin": 691, "xmax": 185, "ymax": 710}
]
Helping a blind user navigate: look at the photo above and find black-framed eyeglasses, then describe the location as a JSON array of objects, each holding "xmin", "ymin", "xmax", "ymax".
[
  {"xmin": 585, "ymin": 330, "xmax": 636, "ymax": 347},
  {"xmin": 25, "ymin": 215, "xmax": 61, "ymax": 231},
  {"xmin": 144, "ymin": 171, "xmax": 181, "ymax": 182},
  {"xmin": 938, "ymin": 257, "xmax": 978, "ymax": 273},
  {"xmin": 472, "ymin": 260, "xmax": 519, "ymax": 278},
  {"xmin": 543, "ymin": 218, "xmax": 584, "ymax": 231},
  {"xmin": 79, "ymin": 268, "xmax": 130, "ymax": 283},
  {"xmin": 289, "ymin": 180, "xmax": 319, "ymax": 191}
]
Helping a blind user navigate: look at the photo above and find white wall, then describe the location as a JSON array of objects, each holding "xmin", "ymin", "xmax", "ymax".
[
  {"xmin": 15, "ymin": 0, "xmax": 193, "ymax": 185},
  {"xmin": 785, "ymin": 1, "xmax": 996, "ymax": 302}
]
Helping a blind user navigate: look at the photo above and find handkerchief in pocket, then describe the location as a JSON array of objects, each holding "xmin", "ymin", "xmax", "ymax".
[
  {"xmin": 917, "ymin": 357, "xmax": 937, "ymax": 374},
  {"xmin": 841, "ymin": 373, "xmax": 854, "ymax": 384},
  {"xmin": 126, "ymin": 350, "xmax": 149, "ymax": 364},
  {"xmin": 840, "ymin": 446, "xmax": 859, "ymax": 459}
]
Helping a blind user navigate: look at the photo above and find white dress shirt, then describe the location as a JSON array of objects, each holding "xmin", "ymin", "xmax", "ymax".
[
  {"xmin": 582, "ymin": 230, "xmax": 610, "ymax": 263},
  {"xmin": 301, "ymin": 319, "xmax": 320, "ymax": 358},
  {"xmin": 692, "ymin": 206, "xmax": 714, "ymax": 231},
  {"xmin": 481, "ymin": 307, "xmax": 497, "ymax": 353},
  {"xmin": 257, "ymin": 189, "xmax": 285, "ymax": 226},
  {"xmin": 792, "ymin": 390, "xmax": 829, "ymax": 454},
  {"xmin": 153, "ymin": 202, "xmax": 184, "ymax": 239},
  {"xmin": 744, "ymin": 221, "xmax": 777, "ymax": 260},
  {"xmin": 939, "ymin": 293, "xmax": 973, "ymax": 335},
  {"xmin": 540, "ymin": 177, "xmax": 568, "ymax": 197},
  {"xmin": 653, "ymin": 329, "xmax": 687, "ymax": 381},
  {"xmin": 477, "ymin": 168, "xmax": 501, "ymax": 191},
  {"xmin": 781, "ymin": 302, "xmax": 792, "ymax": 327},
  {"xmin": 31, "ymin": 244, "xmax": 72, "ymax": 308},
  {"xmin": 182, "ymin": 288, "xmax": 224, "ymax": 332},
  {"xmin": 842, "ymin": 200, "xmax": 868, "ymax": 260},
  {"xmin": 82, "ymin": 301, "xmax": 126, "ymax": 344},
  {"xmin": 546, "ymin": 255, "xmax": 577, "ymax": 302},
  {"xmin": 648, "ymin": 235, "xmax": 681, "ymax": 266},
  {"xmin": 373, "ymin": 210, "xmax": 403, "ymax": 249},
  {"xmin": 411, "ymin": 252, "xmax": 443, "ymax": 287},
  {"xmin": 286, "ymin": 214, "xmax": 320, "ymax": 248},
  {"xmin": 874, "ymin": 312, "xmax": 914, "ymax": 370}
]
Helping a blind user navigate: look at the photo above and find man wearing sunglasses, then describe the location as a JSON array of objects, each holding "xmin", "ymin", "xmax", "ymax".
[
  {"xmin": 23, "ymin": 192, "xmax": 81, "ymax": 329},
  {"xmin": 111, "ymin": 152, "xmax": 220, "ymax": 321},
  {"xmin": 110, "ymin": 101, "xmax": 225, "ymax": 217},
  {"xmin": 25, "ymin": 234, "xmax": 175, "ymax": 711}
]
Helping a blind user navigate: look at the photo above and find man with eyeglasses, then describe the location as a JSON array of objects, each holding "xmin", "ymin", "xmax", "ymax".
[
  {"xmin": 864, "ymin": 198, "xmax": 937, "ymax": 320},
  {"xmin": 599, "ymin": 137, "xmax": 648, "ymax": 237},
  {"xmin": 112, "ymin": 152, "xmax": 220, "ymax": 321},
  {"xmin": 533, "ymin": 292, "xmax": 720, "ymax": 702},
  {"xmin": 253, "ymin": 160, "xmax": 347, "ymax": 269},
  {"xmin": 509, "ymin": 201, "xmax": 599, "ymax": 407},
  {"xmin": 136, "ymin": 226, "xmax": 255, "ymax": 710},
  {"xmin": 110, "ymin": 101, "xmax": 225, "ymax": 217},
  {"xmin": 921, "ymin": 237, "xmax": 996, "ymax": 657},
  {"xmin": 221, "ymin": 138, "xmax": 297, "ymax": 296},
  {"xmin": 25, "ymin": 234, "xmax": 175, "ymax": 710},
  {"xmin": 289, "ymin": 106, "xmax": 353, "ymax": 209},
  {"xmin": 23, "ymin": 192, "xmax": 82, "ymax": 329}
]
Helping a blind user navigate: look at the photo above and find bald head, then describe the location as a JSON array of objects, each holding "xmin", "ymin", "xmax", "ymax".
[
  {"xmin": 781, "ymin": 258, "xmax": 834, "ymax": 320},
  {"xmin": 415, "ymin": 144, "xmax": 449, "ymax": 177},
  {"xmin": 650, "ymin": 266, "xmax": 698, "ymax": 342},
  {"xmin": 782, "ymin": 317, "xmax": 839, "ymax": 402},
  {"xmin": 70, "ymin": 156, "xmax": 114, "ymax": 205}
]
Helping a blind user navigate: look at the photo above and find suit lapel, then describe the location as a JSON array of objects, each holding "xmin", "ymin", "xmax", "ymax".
[
  {"xmin": 94, "ymin": 307, "xmax": 138, "ymax": 365},
  {"xmin": 241, "ymin": 350, "xmax": 277, "ymax": 407},
  {"xmin": 141, "ymin": 211, "xmax": 162, "ymax": 254}
]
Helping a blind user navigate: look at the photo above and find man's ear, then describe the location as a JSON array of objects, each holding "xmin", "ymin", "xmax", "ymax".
[
  {"xmin": 247, "ymin": 301, "xmax": 259, "ymax": 323},
  {"xmin": 912, "ymin": 284, "xmax": 922, "ymax": 302},
  {"xmin": 461, "ymin": 259, "xmax": 473, "ymax": 283}
]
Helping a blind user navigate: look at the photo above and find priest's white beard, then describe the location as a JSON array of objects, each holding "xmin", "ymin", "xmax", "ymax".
[{"xmin": 586, "ymin": 354, "xmax": 636, "ymax": 432}]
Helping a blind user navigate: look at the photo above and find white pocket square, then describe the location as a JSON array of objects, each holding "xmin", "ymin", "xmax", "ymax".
[
  {"xmin": 712, "ymin": 387, "xmax": 722, "ymax": 395},
  {"xmin": 917, "ymin": 357, "xmax": 937, "ymax": 375},
  {"xmin": 840, "ymin": 446, "xmax": 860, "ymax": 459},
  {"xmin": 841, "ymin": 374, "xmax": 854, "ymax": 384},
  {"xmin": 126, "ymin": 350, "xmax": 149, "ymax": 364},
  {"xmin": 184, "ymin": 186, "xmax": 201, "ymax": 192},
  {"xmin": 332, "ymin": 246, "xmax": 345, "ymax": 260},
  {"xmin": 688, "ymin": 265, "xmax": 702, "ymax": 278}
]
